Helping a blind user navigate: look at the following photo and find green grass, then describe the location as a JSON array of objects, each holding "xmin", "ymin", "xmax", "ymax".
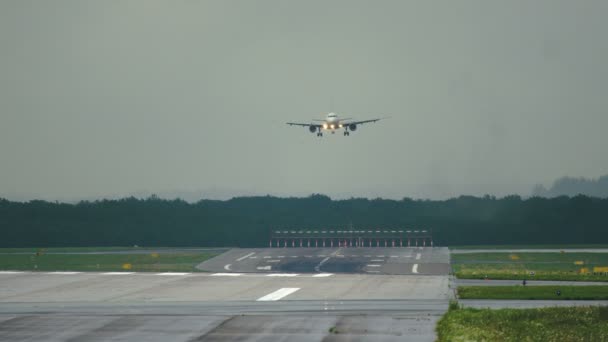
[
  {"xmin": 437, "ymin": 306, "xmax": 608, "ymax": 341},
  {"xmin": 458, "ymin": 286, "xmax": 608, "ymax": 300},
  {"xmin": 0, "ymin": 247, "xmax": 225, "ymax": 253},
  {"xmin": 452, "ymin": 252, "xmax": 608, "ymax": 281},
  {"xmin": 450, "ymin": 244, "xmax": 608, "ymax": 250},
  {"xmin": 0, "ymin": 252, "xmax": 218, "ymax": 272}
]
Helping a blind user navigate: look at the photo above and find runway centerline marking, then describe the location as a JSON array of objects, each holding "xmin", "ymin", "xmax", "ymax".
[
  {"xmin": 266, "ymin": 260, "xmax": 280, "ymax": 263},
  {"xmin": 263, "ymin": 256, "xmax": 272, "ymax": 259},
  {"xmin": 47, "ymin": 272, "xmax": 81, "ymax": 275},
  {"xmin": 256, "ymin": 266, "xmax": 271, "ymax": 271},
  {"xmin": 371, "ymin": 259, "xmax": 384, "ymax": 262},
  {"xmin": 416, "ymin": 253, "xmax": 421, "ymax": 260},
  {"xmin": 156, "ymin": 272, "xmax": 190, "ymax": 276},
  {"xmin": 211, "ymin": 273, "xmax": 242, "ymax": 276},
  {"xmin": 412, "ymin": 264, "xmax": 419, "ymax": 274},
  {"xmin": 367, "ymin": 264, "xmax": 381, "ymax": 267},
  {"xmin": 236, "ymin": 252, "xmax": 256, "ymax": 261},
  {"xmin": 224, "ymin": 264, "xmax": 232, "ymax": 271},
  {"xmin": 256, "ymin": 287, "xmax": 300, "ymax": 301},
  {"xmin": 102, "ymin": 272, "xmax": 134, "ymax": 275},
  {"xmin": 313, "ymin": 273, "xmax": 333, "ymax": 277},
  {"xmin": 267, "ymin": 273, "xmax": 299, "ymax": 277}
]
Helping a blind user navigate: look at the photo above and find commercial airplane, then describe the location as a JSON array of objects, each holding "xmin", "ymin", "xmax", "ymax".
[{"xmin": 286, "ymin": 112, "xmax": 383, "ymax": 136}]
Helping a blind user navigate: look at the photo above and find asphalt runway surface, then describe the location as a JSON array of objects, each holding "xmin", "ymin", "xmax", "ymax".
[
  {"xmin": 197, "ymin": 247, "xmax": 450, "ymax": 275},
  {"xmin": 0, "ymin": 247, "xmax": 451, "ymax": 342}
]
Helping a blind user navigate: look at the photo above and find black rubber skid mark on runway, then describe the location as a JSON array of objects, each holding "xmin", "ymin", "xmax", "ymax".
[
  {"xmin": 66, "ymin": 316, "xmax": 146, "ymax": 342},
  {"xmin": 189, "ymin": 316, "xmax": 236, "ymax": 342},
  {"xmin": 317, "ymin": 260, "xmax": 362, "ymax": 273},
  {"xmin": 278, "ymin": 260, "xmax": 323, "ymax": 273}
]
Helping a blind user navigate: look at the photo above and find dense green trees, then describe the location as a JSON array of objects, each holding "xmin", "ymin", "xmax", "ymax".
[{"xmin": 0, "ymin": 195, "xmax": 606, "ymax": 247}]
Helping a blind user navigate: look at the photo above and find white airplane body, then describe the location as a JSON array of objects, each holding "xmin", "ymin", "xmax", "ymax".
[{"xmin": 287, "ymin": 112, "xmax": 382, "ymax": 136}]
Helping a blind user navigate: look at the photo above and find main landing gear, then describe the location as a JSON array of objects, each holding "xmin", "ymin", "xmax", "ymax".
[
  {"xmin": 343, "ymin": 131, "xmax": 350, "ymax": 136},
  {"xmin": 316, "ymin": 132, "xmax": 323, "ymax": 137}
]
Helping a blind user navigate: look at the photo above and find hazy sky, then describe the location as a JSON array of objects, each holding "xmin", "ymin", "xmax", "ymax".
[{"xmin": 1, "ymin": 1, "xmax": 607, "ymax": 201}]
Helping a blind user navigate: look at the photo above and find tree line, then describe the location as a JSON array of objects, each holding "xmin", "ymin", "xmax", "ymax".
[{"xmin": 0, "ymin": 194, "xmax": 606, "ymax": 247}]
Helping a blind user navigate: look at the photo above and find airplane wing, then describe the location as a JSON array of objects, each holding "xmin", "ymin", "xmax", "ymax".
[
  {"xmin": 286, "ymin": 122, "xmax": 322, "ymax": 128},
  {"xmin": 342, "ymin": 118, "xmax": 382, "ymax": 125}
]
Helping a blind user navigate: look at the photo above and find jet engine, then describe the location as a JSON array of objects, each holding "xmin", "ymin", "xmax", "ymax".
[
  {"xmin": 349, "ymin": 124, "xmax": 357, "ymax": 131},
  {"xmin": 309, "ymin": 126, "xmax": 317, "ymax": 133}
]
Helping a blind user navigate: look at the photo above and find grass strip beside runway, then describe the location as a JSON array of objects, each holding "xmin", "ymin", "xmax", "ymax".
[
  {"xmin": 452, "ymin": 252, "xmax": 608, "ymax": 281},
  {"xmin": 437, "ymin": 306, "xmax": 608, "ymax": 341},
  {"xmin": 0, "ymin": 252, "xmax": 218, "ymax": 272},
  {"xmin": 458, "ymin": 285, "xmax": 608, "ymax": 300}
]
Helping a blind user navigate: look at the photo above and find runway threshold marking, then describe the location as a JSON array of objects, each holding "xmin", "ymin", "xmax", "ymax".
[
  {"xmin": 236, "ymin": 252, "xmax": 256, "ymax": 261},
  {"xmin": 256, "ymin": 287, "xmax": 300, "ymax": 301},
  {"xmin": 313, "ymin": 273, "xmax": 333, "ymax": 277},
  {"xmin": 267, "ymin": 273, "xmax": 299, "ymax": 277},
  {"xmin": 211, "ymin": 273, "xmax": 243, "ymax": 276},
  {"xmin": 416, "ymin": 253, "xmax": 421, "ymax": 260},
  {"xmin": 412, "ymin": 264, "xmax": 419, "ymax": 274}
]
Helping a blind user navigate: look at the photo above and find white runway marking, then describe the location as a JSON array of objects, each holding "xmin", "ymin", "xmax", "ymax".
[
  {"xmin": 263, "ymin": 256, "xmax": 272, "ymax": 259},
  {"xmin": 290, "ymin": 256, "xmax": 298, "ymax": 258},
  {"xmin": 266, "ymin": 273, "xmax": 299, "ymax": 277},
  {"xmin": 257, "ymin": 287, "xmax": 300, "ymax": 301},
  {"xmin": 364, "ymin": 255, "xmax": 371, "ymax": 257},
  {"xmin": 266, "ymin": 260, "xmax": 280, "ymax": 263},
  {"xmin": 391, "ymin": 255, "xmax": 398, "ymax": 258},
  {"xmin": 371, "ymin": 259, "xmax": 384, "ymax": 262},
  {"xmin": 367, "ymin": 270, "xmax": 380, "ymax": 273},
  {"xmin": 367, "ymin": 264, "xmax": 381, "ymax": 267},
  {"xmin": 249, "ymin": 256, "xmax": 258, "ymax": 259},
  {"xmin": 412, "ymin": 264, "xmax": 419, "ymax": 274},
  {"xmin": 102, "ymin": 272, "xmax": 134, "ymax": 275},
  {"xmin": 314, "ymin": 257, "xmax": 331, "ymax": 272},
  {"xmin": 305, "ymin": 255, "xmax": 313, "ymax": 258},
  {"xmin": 224, "ymin": 264, "xmax": 232, "ymax": 271},
  {"xmin": 277, "ymin": 256, "xmax": 285, "ymax": 258},
  {"xmin": 313, "ymin": 273, "xmax": 333, "ymax": 277},
  {"xmin": 0, "ymin": 271, "xmax": 24, "ymax": 274},
  {"xmin": 256, "ymin": 266, "xmax": 271, "ymax": 271},
  {"xmin": 318, "ymin": 255, "xmax": 327, "ymax": 257},
  {"xmin": 376, "ymin": 255, "xmax": 385, "ymax": 258},
  {"xmin": 47, "ymin": 272, "xmax": 81, "ymax": 275},
  {"xmin": 237, "ymin": 252, "xmax": 256, "ymax": 261},
  {"xmin": 156, "ymin": 272, "xmax": 190, "ymax": 276},
  {"xmin": 211, "ymin": 273, "xmax": 242, "ymax": 276},
  {"xmin": 416, "ymin": 253, "xmax": 421, "ymax": 260}
]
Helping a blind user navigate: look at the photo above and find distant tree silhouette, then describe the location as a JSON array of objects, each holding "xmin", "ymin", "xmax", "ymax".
[
  {"xmin": 533, "ymin": 175, "xmax": 608, "ymax": 198},
  {"xmin": 0, "ymin": 194, "xmax": 607, "ymax": 247}
]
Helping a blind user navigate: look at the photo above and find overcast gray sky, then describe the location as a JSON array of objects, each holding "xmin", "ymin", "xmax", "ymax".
[{"xmin": 1, "ymin": 1, "xmax": 607, "ymax": 201}]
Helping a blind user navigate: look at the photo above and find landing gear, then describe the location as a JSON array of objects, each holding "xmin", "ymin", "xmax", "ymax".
[
  {"xmin": 317, "ymin": 132, "xmax": 323, "ymax": 137},
  {"xmin": 343, "ymin": 131, "xmax": 350, "ymax": 136}
]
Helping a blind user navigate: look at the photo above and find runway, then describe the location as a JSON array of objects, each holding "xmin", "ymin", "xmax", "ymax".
[
  {"xmin": 0, "ymin": 250, "xmax": 451, "ymax": 342},
  {"xmin": 197, "ymin": 247, "xmax": 450, "ymax": 275}
]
